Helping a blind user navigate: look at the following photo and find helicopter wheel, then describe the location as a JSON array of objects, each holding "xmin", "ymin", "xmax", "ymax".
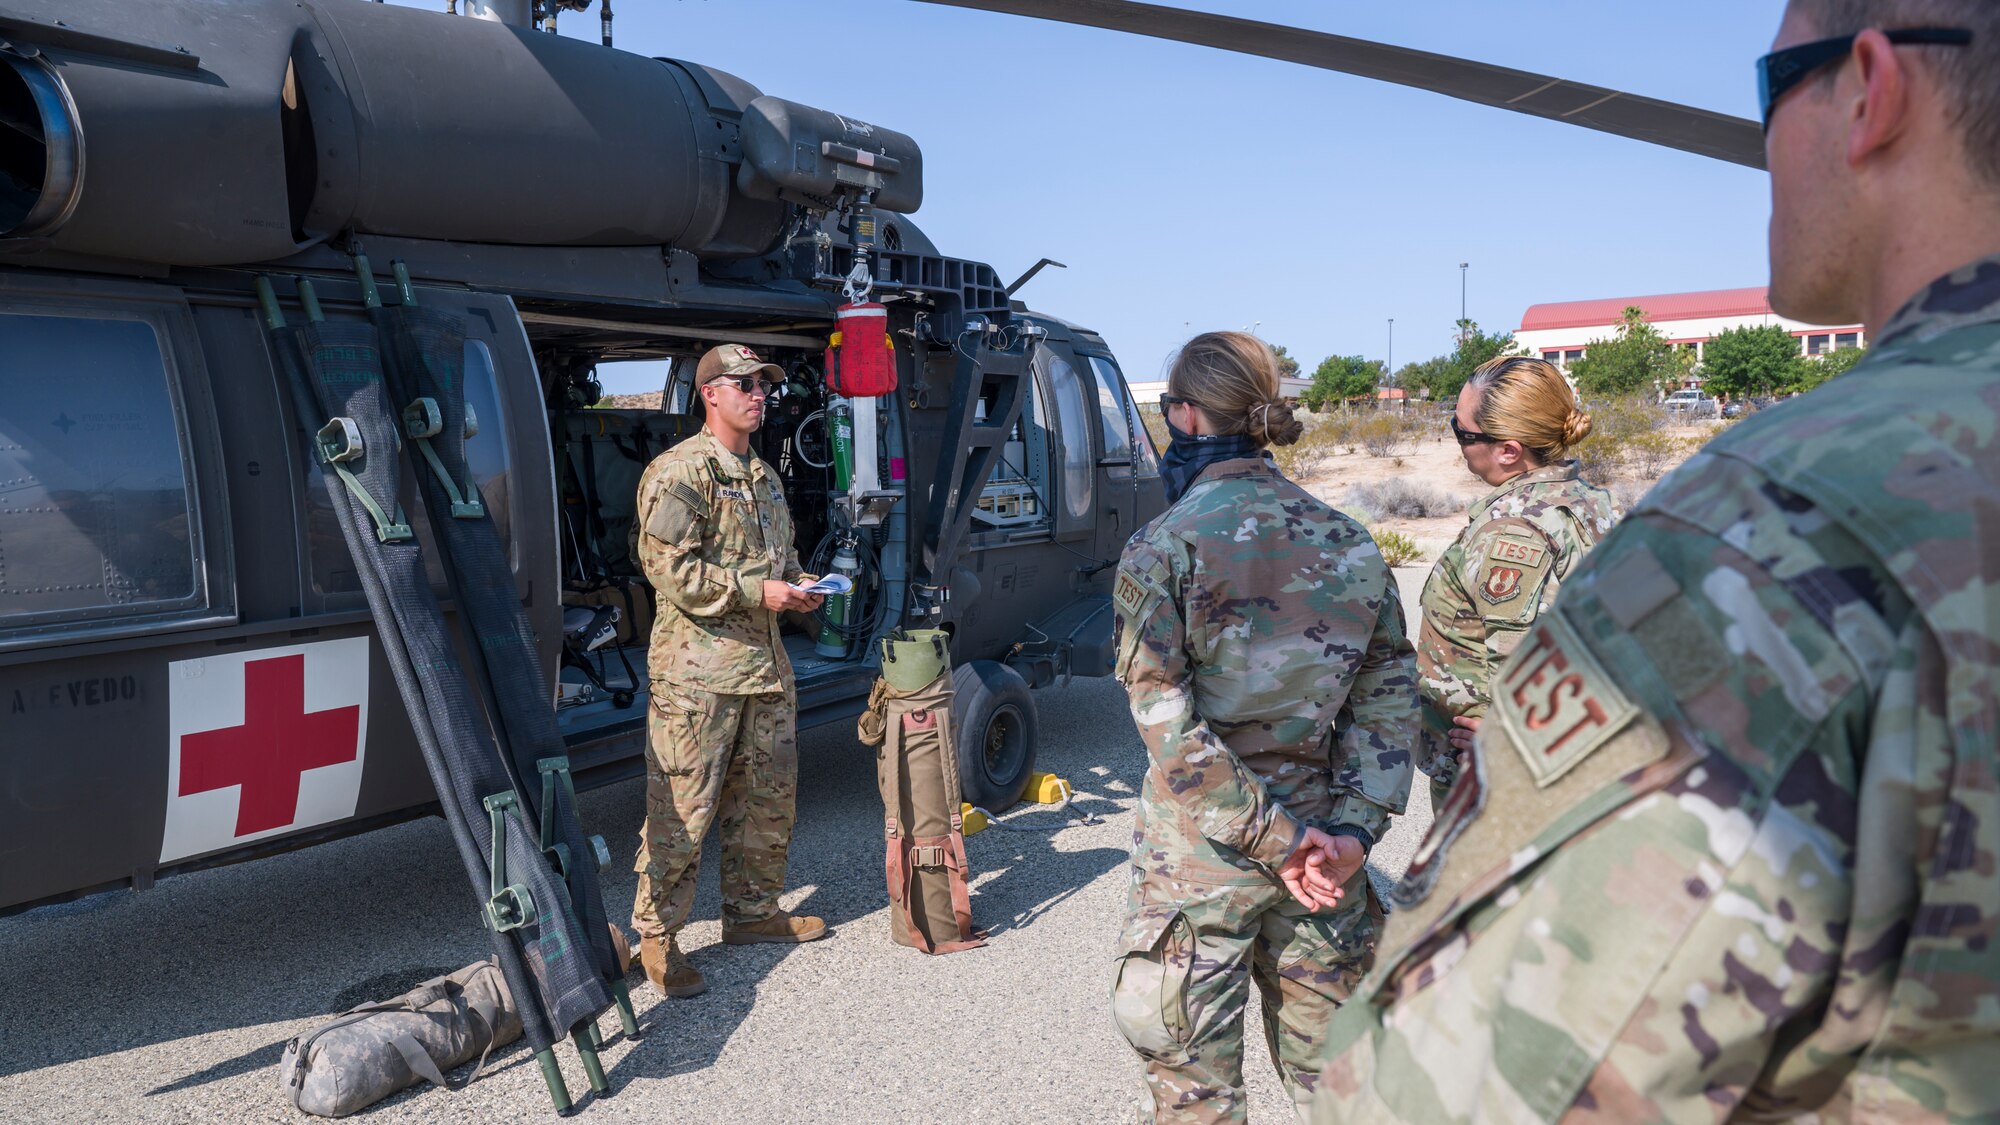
[{"xmin": 951, "ymin": 660, "xmax": 1038, "ymax": 813}]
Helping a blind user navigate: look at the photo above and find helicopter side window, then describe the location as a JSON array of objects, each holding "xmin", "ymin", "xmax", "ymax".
[
  {"xmin": 1085, "ymin": 355, "xmax": 1158, "ymax": 476},
  {"xmin": 462, "ymin": 340, "xmax": 514, "ymax": 560},
  {"xmin": 0, "ymin": 313, "xmax": 205, "ymax": 629},
  {"xmin": 1036, "ymin": 347, "xmax": 1095, "ymax": 527},
  {"xmin": 304, "ymin": 339, "xmax": 510, "ymax": 600}
]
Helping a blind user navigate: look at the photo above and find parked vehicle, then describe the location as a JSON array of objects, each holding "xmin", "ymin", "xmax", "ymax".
[{"xmin": 1663, "ymin": 389, "xmax": 1719, "ymax": 419}]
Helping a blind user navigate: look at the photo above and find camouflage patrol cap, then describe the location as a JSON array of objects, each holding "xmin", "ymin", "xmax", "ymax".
[{"xmin": 695, "ymin": 343, "xmax": 784, "ymax": 387}]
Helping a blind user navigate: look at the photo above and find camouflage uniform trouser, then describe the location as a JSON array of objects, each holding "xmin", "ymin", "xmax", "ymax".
[
  {"xmin": 1111, "ymin": 872, "xmax": 1382, "ymax": 1124},
  {"xmin": 630, "ymin": 684, "xmax": 798, "ymax": 941}
]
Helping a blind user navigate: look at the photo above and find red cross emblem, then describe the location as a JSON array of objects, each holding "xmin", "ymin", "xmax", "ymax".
[
  {"xmin": 178, "ymin": 654, "xmax": 361, "ymax": 836},
  {"xmin": 163, "ymin": 637, "xmax": 371, "ymax": 863}
]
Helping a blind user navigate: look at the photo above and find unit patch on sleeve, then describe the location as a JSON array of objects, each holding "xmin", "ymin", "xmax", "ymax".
[
  {"xmin": 1478, "ymin": 532, "xmax": 1553, "ymax": 614},
  {"xmin": 1113, "ymin": 569, "xmax": 1152, "ymax": 617},
  {"xmin": 1495, "ymin": 612, "xmax": 1640, "ymax": 787},
  {"xmin": 1489, "ymin": 534, "xmax": 1547, "ymax": 570},
  {"xmin": 1481, "ymin": 565, "xmax": 1525, "ymax": 603}
]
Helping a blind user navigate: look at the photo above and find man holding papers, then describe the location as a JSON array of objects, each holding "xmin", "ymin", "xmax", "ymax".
[{"xmin": 629, "ymin": 344, "xmax": 829, "ymax": 1000}]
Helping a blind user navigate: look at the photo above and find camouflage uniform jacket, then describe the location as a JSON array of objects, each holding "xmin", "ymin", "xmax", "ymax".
[
  {"xmin": 1315, "ymin": 257, "xmax": 2000, "ymax": 1123},
  {"xmin": 1113, "ymin": 454, "xmax": 1418, "ymax": 886},
  {"xmin": 1416, "ymin": 462, "xmax": 1616, "ymax": 771},
  {"xmin": 634, "ymin": 427, "xmax": 803, "ymax": 695}
]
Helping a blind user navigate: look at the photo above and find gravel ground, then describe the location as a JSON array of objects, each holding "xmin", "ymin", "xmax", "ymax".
[{"xmin": 0, "ymin": 571, "xmax": 1434, "ymax": 1125}]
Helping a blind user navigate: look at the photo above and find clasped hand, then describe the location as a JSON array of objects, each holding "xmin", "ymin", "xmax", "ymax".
[{"xmin": 1277, "ymin": 826, "xmax": 1367, "ymax": 912}]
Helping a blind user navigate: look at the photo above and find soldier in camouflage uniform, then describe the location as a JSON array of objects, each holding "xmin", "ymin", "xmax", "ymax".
[
  {"xmin": 1315, "ymin": 3, "xmax": 2000, "ymax": 1119},
  {"xmin": 1112, "ymin": 332, "xmax": 1417, "ymax": 1123},
  {"xmin": 1417, "ymin": 357, "xmax": 1616, "ymax": 810},
  {"xmin": 630, "ymin": 344, "xmax": 827, "ymax": 1000}
]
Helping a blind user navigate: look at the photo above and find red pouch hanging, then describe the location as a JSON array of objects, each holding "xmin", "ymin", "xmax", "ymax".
[{"xmin": 825, "ymin": 302, "xmax": 896, "ymax": 397}]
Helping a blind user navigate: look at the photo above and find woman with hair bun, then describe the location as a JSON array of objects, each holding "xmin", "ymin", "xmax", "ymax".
[
  {"xmin": 1109, "ymin": 330, "xmax": 1417, "ymax": 1121},
  {"xmin": 1416, "ymin": 355, "xmax": 1617, "ymax": 809}
]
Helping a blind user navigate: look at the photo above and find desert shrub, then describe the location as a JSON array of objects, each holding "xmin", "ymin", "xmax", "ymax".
[
  {"xmin": 1373, "ymin": 529, "xmax": 1422, "ymax": 567},
  {"xmin": 1571, "ymin": 428, "xmax": 1624, "ymax": 483},
  {"xmin": 1355, "ymin": 412, "xmax": 1420, "ymax": 458},
  {"xmin": 1271, "ymin": 416, "xmax": 1345, "ymax": 481},
  {"xmin": 1346, "ymin": 478, "xmax": 1456, "ymax": 521},
  {"xmin": 1139, "ymin": 406, "xmax": 1169, "ymax": 452},
  {"xmin": 1622, "ymin": 429, "xmax": 1700, "ymax": 479}
]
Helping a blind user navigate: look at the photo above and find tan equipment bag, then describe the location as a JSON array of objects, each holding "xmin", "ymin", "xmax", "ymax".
[
  {"xmin": 279, "ymin": 959, "xmax": 522, "ymax": 1117},
  {"xmin": 858, "ymin": 631, "xmax": 984, "ymax": 954}
]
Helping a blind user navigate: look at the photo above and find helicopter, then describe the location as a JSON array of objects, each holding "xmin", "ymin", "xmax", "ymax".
[{"xmin": 0, "ymin": 0, "xmax": 1762, "ymax": 927}]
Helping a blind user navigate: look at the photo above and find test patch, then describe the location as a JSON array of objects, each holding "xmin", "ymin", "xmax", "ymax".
[
  {"xmin": 1488, "ymin": 534, "xmax": 1547, "ymax": 570},
  {"xmin": 1113, "ymin": 570, "xmax": 1152, "ymax": 616},
  {"xmin": 1497, "ymin": 613, "xmax": 1640, "ymax": 787}
]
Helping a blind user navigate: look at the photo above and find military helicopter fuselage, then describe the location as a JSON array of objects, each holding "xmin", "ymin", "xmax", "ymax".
[{"xmin": 0, "ymin": 0, "xmax": 1164, "ymax": 916}]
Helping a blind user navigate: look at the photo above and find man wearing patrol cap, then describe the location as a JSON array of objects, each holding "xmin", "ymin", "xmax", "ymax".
[
  {"xmin": 629, "ymin": 342, "xmax": 826, "ymax": 999},
  {"xmin": 1315, "ymin": 1, "xmax": 2000, "ymax": 1120}
]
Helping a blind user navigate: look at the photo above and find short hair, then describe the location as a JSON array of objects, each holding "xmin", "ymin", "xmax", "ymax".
[{"xmin": 1796, "ymin": 0, "xmax": 2000, "ymax": 188}]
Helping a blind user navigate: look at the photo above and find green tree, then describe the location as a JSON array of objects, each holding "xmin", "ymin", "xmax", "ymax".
[
  {"xmin": 1569, "ymin": 306, "xmax": 1693, "ymax": 396},
  {"xmin": 1788, "ymin": 344, "xmax": 1866, "ymax": 393},
  {"xmin": 1699, "ymin": 324, "xmax": 1806, "ymax": 399},
  {"xmin": 1269, "ymin": 344, "xmax": 1302, "ymax": 383},
  {"xmin": 1399, "ymin": 321, "xmax": 1523, "ymax": 402},
  {"xmin": 1302, "ymin": 354, "xmax": 1384, "ymax": 409}
]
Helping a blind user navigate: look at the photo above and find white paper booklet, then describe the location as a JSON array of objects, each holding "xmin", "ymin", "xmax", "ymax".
[{"xmin": 792, "ymin": 573, "xmax": 853, "ymax": 596}]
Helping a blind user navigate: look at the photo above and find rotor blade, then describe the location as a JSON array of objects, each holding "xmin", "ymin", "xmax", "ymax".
[{"xmin": 913, "ymin": 0, "xmax": 1766, "ymax": 170}]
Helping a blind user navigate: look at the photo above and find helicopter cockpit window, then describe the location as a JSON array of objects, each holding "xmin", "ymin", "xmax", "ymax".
[
  {"xmin": 0, "ymin": 314, "xmax": 203, "ymax": 627},
  {"xmin": 1037, "ymin": 347, "xmax": 1095, "ymax": 524},
  {"xmin": 1085, "ymin": 355, "xmax": 1158, "ymax": 476}
]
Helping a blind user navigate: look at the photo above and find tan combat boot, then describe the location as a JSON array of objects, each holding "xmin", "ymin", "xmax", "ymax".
[
  {"xmin": 721, "ymin": 911, "xmax": 828, "ymax": 945},
  {"xmin": 637, "ymin": 934, "xmax": 706, "ymax": 998}
]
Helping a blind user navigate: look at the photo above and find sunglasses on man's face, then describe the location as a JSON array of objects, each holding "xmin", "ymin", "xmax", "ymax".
[
  {"xmin": 1755, "ymin": 27, "xmax": 1971, "ymax": 132},
  {"xmin": 1451, "ymin": 415, "xmax": 1501, "ymax": 447},
  {"xmin": 712, "ymin": 376, "xmax": 781, "ymax": 397}
]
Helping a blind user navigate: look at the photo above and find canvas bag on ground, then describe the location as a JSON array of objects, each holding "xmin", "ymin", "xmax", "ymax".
[
  {"xmin": 279, "ymin": 958, "xmax": 522, "ymax": 1117},
  {"xmin": 858, "ymin": 632, "xmax": 983, "ymax": 954}
]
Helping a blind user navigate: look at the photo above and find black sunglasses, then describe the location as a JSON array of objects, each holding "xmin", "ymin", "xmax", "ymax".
[
  {"xmin": 1160, "ymin": 392, "xmax": 1194, "ymax": 412},
  {"xmin": 1451, "ymin": 415, "xmax": 1501, "ymax": 447},
  {"xmin": 1757, "ymin": 27, "xmax": 1972, "ymax": 132},
  {"xmin": 711, "ymin": 375, "xmax": 781, "ymax": 396}
]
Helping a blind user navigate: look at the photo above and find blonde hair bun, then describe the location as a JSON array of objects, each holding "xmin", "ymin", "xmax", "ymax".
[{"xmin": 1560, "ymin": 409, "xmax": 1594, "ymax": 448}]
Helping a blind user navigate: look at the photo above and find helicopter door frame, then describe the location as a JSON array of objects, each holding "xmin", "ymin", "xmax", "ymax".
[
  {"xmin": 0, "ymin": 279, "xmax": 235, "ymax": 656},
  {"xmin": 1031, "ymin": 342, "xmax": 1098, "ymax": 542}
]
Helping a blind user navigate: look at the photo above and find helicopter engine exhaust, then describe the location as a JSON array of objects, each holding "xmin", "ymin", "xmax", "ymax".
[{"xmin": 0, "ymin": 0, "xmax": 922, "ymax": 268}]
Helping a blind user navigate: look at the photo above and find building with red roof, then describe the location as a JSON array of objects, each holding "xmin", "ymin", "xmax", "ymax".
[{"xmin": 1514, "ymin": 286, "xmax": 1864, "ymax": 388}]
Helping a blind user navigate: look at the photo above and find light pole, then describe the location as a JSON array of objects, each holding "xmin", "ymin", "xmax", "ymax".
[
  {"xmin": 1387, "ymin": 318, "xmax": 1394, "ymax": 384},
  {"xmin": 1458, "ymin": 262, "xmax": 1469, "ymax": 340}
]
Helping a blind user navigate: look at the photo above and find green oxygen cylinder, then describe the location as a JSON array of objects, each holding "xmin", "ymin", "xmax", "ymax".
[
  {"xmin": 829, "ymin": 397, "xmax": 855, "ymax": 494},
  {"xmin": 814, "ymin": 536, "xmax": 860, "ymax": 658}
]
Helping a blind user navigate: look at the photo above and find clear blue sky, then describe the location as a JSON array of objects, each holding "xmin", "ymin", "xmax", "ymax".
[{"xmin": 389, "ymin": 1, "xmax": 1782, "ymax": 392}]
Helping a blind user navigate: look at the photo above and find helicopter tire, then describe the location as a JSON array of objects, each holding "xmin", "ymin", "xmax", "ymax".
[{"xmin": 951, "ymin": 660, "xmax": 1038, "ymax": 814}]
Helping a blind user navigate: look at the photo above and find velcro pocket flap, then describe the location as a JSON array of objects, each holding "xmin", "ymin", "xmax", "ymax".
[{"xmin": 1114, "ymin": 902, "xmax": 1185, "ymax": 957}]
